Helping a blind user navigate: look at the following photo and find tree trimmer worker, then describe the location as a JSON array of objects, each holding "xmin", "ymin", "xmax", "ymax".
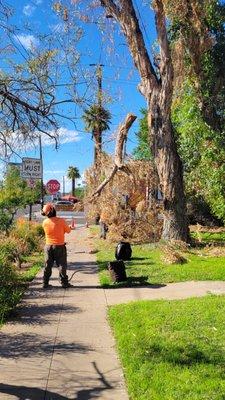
[{"xmin": 41, "ymin": 203, "xmax": 74, "ymax": 289}]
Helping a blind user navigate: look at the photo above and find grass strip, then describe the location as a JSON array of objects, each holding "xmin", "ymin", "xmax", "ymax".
[
  {"xmin": 91, "ymin": 233, "xmax": 225, "ymax": 286},
  {"xmin": 109, "ymin": 295, "xmax": 225, "ymax": 400}
]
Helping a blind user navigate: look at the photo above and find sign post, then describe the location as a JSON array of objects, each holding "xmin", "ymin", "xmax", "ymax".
[{"xmin": 46, "ymin": 179, "xmax": 60, "ymax": 195}]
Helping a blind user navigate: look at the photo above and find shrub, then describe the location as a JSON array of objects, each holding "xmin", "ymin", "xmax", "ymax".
[
  {"xmin": 33, "ymin": 223, "xmax": 45, "ymax": 237},
  {"xmin": 0, "ymin": 236, "xmax": 28, "ymax": 268},
  {"xmin": 0, "ymin": 262, "xmax": 18, "ymax": 286},
  {"xmin": 11, "ymin": 220, "xmax": 44, "ymax": 253},
  {"xmin": 0, "ymin": 286, "xmax": 22, "ymax": 323}
]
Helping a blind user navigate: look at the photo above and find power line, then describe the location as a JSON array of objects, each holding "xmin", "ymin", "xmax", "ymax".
[{"xmin": 133, "ymin": 0, "xmax": 152, "ymax": 50}]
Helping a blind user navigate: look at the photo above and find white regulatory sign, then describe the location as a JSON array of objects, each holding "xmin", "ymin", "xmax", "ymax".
[{"xmin": 21, "ymin": 158, "xmax": 42, "ymax": 179}]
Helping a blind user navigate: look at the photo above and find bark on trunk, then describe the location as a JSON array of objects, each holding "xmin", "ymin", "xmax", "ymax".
[
  {"xmin": 100, "ymin": 0, "xmax": 189, "ymax": 241},
  {"xmin": 150, "ymin": 94, "xmax": 189, "ymax": 240}
]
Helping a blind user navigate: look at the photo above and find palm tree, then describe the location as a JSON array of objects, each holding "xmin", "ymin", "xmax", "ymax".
[
  {"xmin": 67, "ymin": 166, "xmax": 80, "ymax": 196},
  {"xmin": 82, "ymin": 104, "xmax": 111, "ymax": 165}
]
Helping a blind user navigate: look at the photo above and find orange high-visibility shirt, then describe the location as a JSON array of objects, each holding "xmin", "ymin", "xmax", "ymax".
[{"xmin": 42, "ymin": 217, "xmax": 71, "ymax": 245}]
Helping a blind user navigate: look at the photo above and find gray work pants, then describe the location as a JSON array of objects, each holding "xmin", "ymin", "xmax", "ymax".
[{"xmin": 43, "ymin": 244, "xmax": 68, "ymax": 285}]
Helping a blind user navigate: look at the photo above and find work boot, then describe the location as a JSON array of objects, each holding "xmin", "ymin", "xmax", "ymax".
[
  {"xmin": 61, "ymin": 282, "xmax": 73, "ymax": 289},
  {"xmin": 60, "ymin": 273, "xmax": 70, "ymax": 288},
  {"xmin": 43, "ymin": 282, "xmax": 52, "ymax": 289}
]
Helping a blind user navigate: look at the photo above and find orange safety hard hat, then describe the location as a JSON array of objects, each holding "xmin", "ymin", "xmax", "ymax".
[{"xmin": 42, "ymin": 203, "xmax": 55, "ymax": 216}]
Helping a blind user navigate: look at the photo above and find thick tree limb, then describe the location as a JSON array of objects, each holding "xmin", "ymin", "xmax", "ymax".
[
  {"xmin": 153, "ymin": 0, "xmax": 173, "ymax": 113},
  {"xmin": 92, "ymin": 113, "xmax": 136, "ymax": 198},
  {"xmin": 100, "ymin": 0, "xmax": 159, "ymax": 95}
]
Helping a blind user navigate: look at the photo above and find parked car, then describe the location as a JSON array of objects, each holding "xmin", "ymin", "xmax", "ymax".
[
  {"xmin": 61, "ymin": 195, "xmax": 78, "ymax": 203},
  {"xmin": 55, "ymin": 200, "xmax": 74, "ymax": 206},
  {"xmin": 54, "ymin": 200, "xmax": 74, "ymax": 210}
]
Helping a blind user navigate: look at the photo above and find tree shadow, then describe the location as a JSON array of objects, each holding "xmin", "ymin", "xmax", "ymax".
[
  {"xmin": 0, "ymin": 383, "xmax": 68, "ymax": 400},
  {"xmin": 0, "ymin": 361, "xmax": 116, "ymax": 400},
  {"xmin": 127, "ymin": 261, "xmax": 155, "ymax": 266},
  {"xmin": 0, "ymin": 331, "xmax": 91, "ymax": 359},
  {"xmin": 8, "ymin": 303, "xmax": 81, "ymax": 326},
  {"xmin": 67, "ymin": 262, "xmax": 98, "ymax": 273},
  {"xmin": 145, "ymin": 341, "xmax": 225, "ymax": 368},
  {"xmin": 102, "ymin": 277, "xmax": 166, "ymax": 289},
  {"xmin": 75, "ymin": 361, "xmax": 113, "ymax": 400}
]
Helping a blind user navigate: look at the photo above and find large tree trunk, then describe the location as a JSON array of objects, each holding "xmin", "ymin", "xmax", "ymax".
[
  {"xmin": 100, "ymin": 0, "xmax": 189, "ymax": 241},
  {"xmin": 149, "ymin": 92, "xmax": 189, "ymax": 240}
]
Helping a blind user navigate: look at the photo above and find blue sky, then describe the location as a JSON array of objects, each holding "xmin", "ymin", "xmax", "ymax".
[{"xmin": 0, "ymin": 0, "xmax": 156, "ymax": 193}]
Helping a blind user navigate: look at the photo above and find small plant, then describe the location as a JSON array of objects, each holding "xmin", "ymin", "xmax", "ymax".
[
  {"xmin": 11, "ymin": 220, "xmax": 44, "ymax": 254},
  {"xmin": 0, "ymin": 236, "xmax": 28, "ymax": 268}
]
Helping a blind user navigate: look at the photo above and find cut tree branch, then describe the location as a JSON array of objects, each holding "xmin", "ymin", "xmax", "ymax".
[{"xmin": 92, "ymin": 113, "xmax": 136, "ymax": 198}]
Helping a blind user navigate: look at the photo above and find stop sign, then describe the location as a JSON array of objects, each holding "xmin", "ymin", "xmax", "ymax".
[{"xmin": 46, "ymin": 179, "xmax": 60, "ymax": 194}]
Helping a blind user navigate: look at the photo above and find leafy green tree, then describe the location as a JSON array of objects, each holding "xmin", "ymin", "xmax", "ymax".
[
  {"xmin": 169, "ymin": 1, "xmax": 225, "ymax": 222},
  {"xmin": 133, "ymin": 109, "xmax": 152, "ymax": 161},
  {"xmin": 67, "ymin": 166, "xmax": 80, "ymax": 196},
  {"xmin": 200, "ymin": 1, "xmax": 225, "ymax": 132},
  {"xmin": 82, "ymin": 104, "xmax": 111, "ymax": 165},
  {"xmin": 0, "ymin": 167, "xmax": 41, "ymax": 233},
  {"xmin": 167, "ymin": 0, "xmax": 225, "ymax": 133},
  {"xmin": 134, "ymin": 84, "xmax": 225, "ymax": 222},
  {"xmin": 172, "ymin": 81, "xmax": 225, "ymax": 222}
]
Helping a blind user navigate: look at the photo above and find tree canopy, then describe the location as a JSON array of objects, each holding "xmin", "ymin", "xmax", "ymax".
[
  {"xmin": 0, "ymin": 167, "xmax": 41, "ymax": 232},
  {"xmin": 67, "ymin": 166, "xmax": 81, "ymax": 196}
]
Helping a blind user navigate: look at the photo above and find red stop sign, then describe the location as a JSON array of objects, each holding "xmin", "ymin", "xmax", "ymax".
[{"xmin": 46, "ymin": 179, "xmax": 60, "ymax": 194}]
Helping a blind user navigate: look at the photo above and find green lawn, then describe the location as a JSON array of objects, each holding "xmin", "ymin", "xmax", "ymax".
[
  {"xmin": 109, "ymin": 295, "xmax": 225, "ymax": 400},
  {"xmin": 191, "ymin": 231, "xmax": 225, "ymax": 243},
  {"xmin": 90, "ymin": 229, "xmax": 225, "ymax": 285}
]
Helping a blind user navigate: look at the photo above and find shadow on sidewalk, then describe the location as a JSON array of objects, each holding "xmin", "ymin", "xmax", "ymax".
[
  {"xmin": 75, "ymin": 361, "xmax": 113, "ymax": 400},
  {"xmin": 9, "ymin": 303, "xmax": 81, "ymax": 326},
  {"xmin": 0, "ymin": 362, "xmax": 115, "ymax": 399},
  {"xmin": 67, "ymin": 262, "xmax": 98, "ymax": 271},
  {"xmin": 0, "ymin": 383, "xmax": 68, "ymax": 400},
  {"xmin": 0, "ymin": 332, "xmax": 91, "ymax": 359}
]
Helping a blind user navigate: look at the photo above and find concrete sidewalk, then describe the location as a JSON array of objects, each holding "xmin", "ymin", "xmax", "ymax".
[
  {"xmin": 1, "ymin": 226, "xmax": 225, "ymax": 400},
  {"xmin": 0, "ymin": 227, "xmax": 129, "ymax": 400}
]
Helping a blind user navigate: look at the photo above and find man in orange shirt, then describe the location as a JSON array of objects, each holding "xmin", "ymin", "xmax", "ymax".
[{"xmin": 42, "ymin": 203, "xmax": 74, "ymax": 289}]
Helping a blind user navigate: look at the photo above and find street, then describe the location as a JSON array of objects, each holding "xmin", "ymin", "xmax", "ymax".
[{"xmin": 16, "ymin": 205, "xmax": 87, "ymax": 226}]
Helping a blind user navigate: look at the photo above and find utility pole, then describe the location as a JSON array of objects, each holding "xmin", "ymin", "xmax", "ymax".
[
  {"xmin": 90, "ymin": 63, "xmax": 104, "ymax": 105},
  {"xmin": 63, "ymin": 175, "xmax": 65, "ymax": 196},
  {"xmin": 96, "ymin": 64, "xmax": 103, "ymax": 110}
]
